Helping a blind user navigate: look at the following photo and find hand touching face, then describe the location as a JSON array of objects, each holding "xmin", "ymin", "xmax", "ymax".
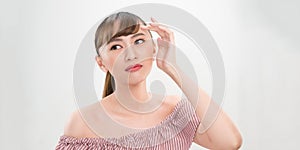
[{"xmin": 141, "ymin": 17, "xmax": 177, "ymax": 73}]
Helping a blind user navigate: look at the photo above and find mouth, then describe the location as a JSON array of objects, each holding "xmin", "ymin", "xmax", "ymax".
[{"xmin": 125, "ymin": 64, "xmax": 143, "ymax": 72}]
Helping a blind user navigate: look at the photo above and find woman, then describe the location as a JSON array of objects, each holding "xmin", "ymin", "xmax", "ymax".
[{"xmin": 55, "ymin": 12, "xmax": 242, "ymax": 149}]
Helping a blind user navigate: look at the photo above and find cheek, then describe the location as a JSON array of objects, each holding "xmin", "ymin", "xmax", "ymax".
[
  {"xmin": 108, "ymin": 57, "xmax": 116, "ymax": 66},
  {"xmin": 136, "ymin": 42, "xmax": 155, "ymax": 59},
  {"xmin": 144, "ymin": 59, "xmax": 153, "ymax": 68},
  {"xmin": 105, "ymin": 54, "xmax": 127, "ymax": 75},
  {"xmin": 102, "ymin": 54, "xmax": 118, "ymax": 69},
  {"xmin": 140, "ymin": 58, "xmax": 153, "ymax": 77}
]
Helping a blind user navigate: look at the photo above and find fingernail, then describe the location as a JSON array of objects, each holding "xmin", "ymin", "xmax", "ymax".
[{"xmin": 151, "ymin": 17, "xmax": 156, "ymax": 22}]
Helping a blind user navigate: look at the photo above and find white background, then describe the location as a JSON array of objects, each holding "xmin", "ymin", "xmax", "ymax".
[{"xmin": 1, "ymin": 0, "xmax": 300, "ymax": 149}]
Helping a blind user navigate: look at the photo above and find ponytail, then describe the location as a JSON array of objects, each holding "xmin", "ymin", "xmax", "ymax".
[{"xmin": 102, "ymin": 71, "xmax": 115, "ymax": 98}]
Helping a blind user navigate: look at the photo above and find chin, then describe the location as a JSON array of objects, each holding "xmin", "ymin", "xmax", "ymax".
[
  {"xmin": 127, "ymin": 73, "xmax": 148, "ymax": 85},
  {"xmin": 128, "ymin": 79, "xmax": 146, "ymax": 86}
]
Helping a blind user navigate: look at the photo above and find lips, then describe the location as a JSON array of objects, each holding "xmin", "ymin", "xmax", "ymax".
[{"xmin": 125, "ymin": 64, "xmax": 143, "ymax": 72}]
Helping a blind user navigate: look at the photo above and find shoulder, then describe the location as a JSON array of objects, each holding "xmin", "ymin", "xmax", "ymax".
[
  {"xmin": 63, "ymin": 107, "xmax": 98, "ymax": 138},
  {"xmin": 164, "ymin": 94, "xmax": 182, "ymax": 108}
]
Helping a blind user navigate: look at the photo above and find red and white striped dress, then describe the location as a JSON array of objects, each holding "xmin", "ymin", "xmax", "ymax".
[{"xmin": 55, "ymin": 99, "xmax": 201, "ymax": 150}]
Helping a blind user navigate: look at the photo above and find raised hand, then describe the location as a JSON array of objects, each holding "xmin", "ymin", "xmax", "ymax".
[{"xmin": 141, "ymin": 17, "xmax": 178, "ymax": 73}]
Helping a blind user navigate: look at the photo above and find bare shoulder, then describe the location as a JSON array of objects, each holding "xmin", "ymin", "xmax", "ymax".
[
  {"xmin": 63, "ymin": 106, "xmax": 99, "ymax": 138},
  {"xmin": 164, "ymin": 94, "xmax": 182, "ymax": 107}
]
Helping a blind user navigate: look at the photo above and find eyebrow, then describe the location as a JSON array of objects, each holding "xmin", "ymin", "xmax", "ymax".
[{"xmin": 107, "ymin": 33, "xmax": 145, "ymax": 45}]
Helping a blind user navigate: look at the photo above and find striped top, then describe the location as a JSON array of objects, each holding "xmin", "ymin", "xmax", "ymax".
[{"xmin": 55, "ymin": 99, "xmax": 201, "ymax": 150}]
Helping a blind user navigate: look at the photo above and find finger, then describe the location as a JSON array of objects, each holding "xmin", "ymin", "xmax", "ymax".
[
  {"xmin": 149, "ymin": 22, "xmax": 161, "ymax": 27},
  {"xmin": 145, "ymin": 25, "xmax": 168, "ymax": 39},
  {"xmin": 158, "ymin": 26, "xmax": 173, "ymax": 35},
  {"xmin": 149, "ymin": 23, "xmax": 172, "ymax": 35},
  {"xmin": 149, "ymin": 24, "xmax": 173, "ymax": 42},
  {"xmin": 150, "ymin": 18, "xmax": 167, "ymax": 28},
  {"xmin": 157, "ymin": 37, "xmax": 167, "ymax": 51},
  {"xmin": 142, "ymin": 22, "xmax": 174, "ymax": 42},
  {"xmin": 157, "ymin": 26, "xmax": 174, "ymax": 42},
  {"xmin": 151, "ymin": 17, "xmax": 159, "ymax": 23},
  {"xmin": 149, "ymin": 21, "xmax": 167, "ymax": 28},
  {"xmin": 141, "ymin": 23, "xmax": 167, "ymax": 37}
]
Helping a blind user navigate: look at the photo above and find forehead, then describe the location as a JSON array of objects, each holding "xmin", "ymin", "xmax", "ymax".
[
  {"xmin": 113, "ymin": 27, "xmax": 148, "ymax": 40},
  {"xmin": 105, "ymin": 26, "xmax": 150, "ymax": 46}
]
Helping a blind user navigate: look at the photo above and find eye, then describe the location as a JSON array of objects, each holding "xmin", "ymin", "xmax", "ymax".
[
  {"xmin": 134, "ymin": 39, "xmax": 145, "ymax": 45},
  {"xmin": 110, "ymin": 45, "xmax": 122, "ymax": 50}
]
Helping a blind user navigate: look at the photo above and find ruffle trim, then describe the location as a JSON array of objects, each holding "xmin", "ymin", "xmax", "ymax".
[{"xmin": 56, "ymin": 99, "xmax": 200, "ymax": 149}]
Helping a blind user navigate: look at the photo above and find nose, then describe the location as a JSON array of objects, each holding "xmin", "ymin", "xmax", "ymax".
[{"xmin": 124, "ymin": 44, "xmax": 137, "ymax": 61}]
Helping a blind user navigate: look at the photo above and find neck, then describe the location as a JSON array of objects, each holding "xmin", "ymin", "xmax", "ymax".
[
  {"xmin": 111, "ymin": 80, "xmax": 166, "ymax": 114},
  {"xmin": 114, "ymin": 80, "xmax": 151, "ymax": 103}
]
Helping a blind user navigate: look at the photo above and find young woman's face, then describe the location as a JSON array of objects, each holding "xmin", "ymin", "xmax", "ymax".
[{"xmin": 97, "ymin": 25, "xmax": 156, "ymax": 85}]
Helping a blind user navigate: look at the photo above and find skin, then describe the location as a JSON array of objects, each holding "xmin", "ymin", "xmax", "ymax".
[
  {"xmin": 96, "ymin": 23, "xmax": 155, "ymax": 103},
  {"xmin": 64, "ymin": 17, "xmax": 243, "ymax": 150}
]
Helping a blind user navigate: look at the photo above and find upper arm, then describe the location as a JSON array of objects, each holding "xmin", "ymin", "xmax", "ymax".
[
  {"xmin": 192, "ymin": 88, "xmax": 242, "ymax": 149},
  {"xmin": 192, "ymin": 88, "xmax": 214, "ymax": 149},
  {"xmin": 193, "ymin": 126, "xmax": 214, "ymax": 149},
  {"xmin": 193, "ymin": 112, "xmax": 243, "ymax": 150}
]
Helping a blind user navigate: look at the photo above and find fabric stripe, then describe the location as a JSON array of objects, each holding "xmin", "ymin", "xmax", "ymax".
[{"xmin": 55, "ymin": 99, "xmax": 201, "ymax": 150}]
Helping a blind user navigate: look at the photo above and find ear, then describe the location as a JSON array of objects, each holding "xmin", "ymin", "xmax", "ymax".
[
  {"xmin": 153, "ymin": 47, "xmax": 156, "ymax": 56},
  {"xmin": 151, "ymin": 39, "xmax": 157, "ymax": 56},
  {"xmin": 95, "ymin": 55, "xmax": 108, "ymax": 73}
]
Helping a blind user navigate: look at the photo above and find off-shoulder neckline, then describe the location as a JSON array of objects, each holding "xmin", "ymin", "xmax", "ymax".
[{"xmin": 60, "ymin": 98, "xmax": 186, "ymax": 141}]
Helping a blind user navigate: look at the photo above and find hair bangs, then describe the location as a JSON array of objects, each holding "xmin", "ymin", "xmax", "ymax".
[{"xmin": 95, "ymin": 12, "xmax": 146, "ymax": 55}]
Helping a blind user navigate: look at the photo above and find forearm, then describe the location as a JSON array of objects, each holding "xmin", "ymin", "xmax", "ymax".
[
  {"xmin": 163, "ymin": 64, "xmax": 207, "ymax": 114},
  {"xmin": 164, "ymin": 64, "xmax": 242, "ymax": 149}
]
